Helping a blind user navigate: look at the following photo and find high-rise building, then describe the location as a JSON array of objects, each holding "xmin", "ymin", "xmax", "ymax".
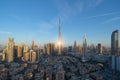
[
  {"xmin": 82, "ymin": 35, "xmax": 87, "ymax": 62},
  {"xmin": 77, "ymin": 45, "xmax": 82, "ymax": 54},
  {"xmin": 98, "ymin": 43, "xmax": 102, "ymax": 54},
  {"xmin": 47, "ymin": 43, "xmax": 51, "ymax": 55},
  {"xmin": 46, "ymin": 43, "xmax": 55, "ymax": 55},
  {"xmin": 73, "ymin": 40, "xmax": 77, "ymax": 53},
  {"xmin": 6, "ymin": 38, "xmax": 14, "ymax": 62},
  {"xmin": 58, "ymin": 18, "xmax": 62, "ymax": 55},
  {"xmin": 23, "ymin": 45, "xmax": 28, "ymax": 53},
  {"xmin": 29, "ymin": 50, "xmax": 33, "ymax": 61},
  {"xmin": 33, "ymin": 45, "xmax": 40, "ymax": 61},
  {"xmin": 29, "ymin": 50, "xmax": 36, "ymax": 62},
  {"xmin": 23, "ymin": 52, "xmax": 29, "ymax": 61},
  {"xmin": 111, "ymin": 30, "xmax": 119, "ymax": 56},
  {"xmin": 17, "ymin": 45, "xmax": 23, "ymax": 58},
  {"xmin": 32, "ymin": 40, "xmax": 34, "ymax": 50}
]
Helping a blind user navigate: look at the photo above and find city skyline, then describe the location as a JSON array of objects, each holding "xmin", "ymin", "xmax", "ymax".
[{"xmin": 0, "ymin": 0, "xmax": 120, "ymax": 47}]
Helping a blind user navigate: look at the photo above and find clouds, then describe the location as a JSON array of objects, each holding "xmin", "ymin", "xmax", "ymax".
[
  {"xmin": 36, "ymin": 0, "xmax": 105, "ymax": 35},
  {"xmin": 0, "ymin": 31, "xmax": 12, "ymax": 35},
  {"xmin": 103, "ymin": 16, "xmax": 120, "ymax": 24},
  {"xmin": 87, "ymin": 12, "xmax": 120, "ymax": 19},
  {"xmin": 53, "ymin": 0, "xmax": 104, "ymax": 20}
]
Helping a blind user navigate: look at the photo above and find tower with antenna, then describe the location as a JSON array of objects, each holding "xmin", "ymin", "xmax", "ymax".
[{"xmin": 58, "ymin": 18, "xmax": 62, "ymax": 55}]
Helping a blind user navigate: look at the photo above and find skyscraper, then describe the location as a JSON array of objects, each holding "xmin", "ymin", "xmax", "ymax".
[
  {"xmin": 58, "ymin": 18, "xmax": 62, "ymax": 55},
  {"xmin": 73, "ymin": 40, "xmax": 77, "ymax": 53},
  {"xmin": 98, "ymin": 43, "xmax": 102, "ymax": 54},
  {"xmin": 6, "ymin": 38, "xmax": 14, "ymax": 62},
  {"xmin": 17, "ymin": 45, "xmax": 23, "ymax": 58},
  {"xmin": 23, "ymin": 45, "xmax": 28, "ymax": 53},
  {"xmin": 23, "ymin": 52, "xmax": 29, "ymax": 61},
  {"xmin": 46, "ymin": 43, "xmax": 56, "ymax": 55},
  {"xmin": 32, "ymin": 40, "xmax": 34, "ymax": 50},
  {"xmin": 82, "ymin": 35, "xmax": 87, "ymax": 62},
  {"xmin": 111, "ymin": 30, "xmax": 119, "ymax": 56},
  {"xmin": 47, "ymin": 43, "xmax": 51, "ymax": 55},
  {"xmin": 29, "ymin": 50, "xmax": 36, "ymax": 62}
]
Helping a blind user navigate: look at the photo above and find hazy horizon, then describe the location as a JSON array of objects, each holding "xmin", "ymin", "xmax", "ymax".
[{"xmin": 0, "ymin": 0, "xmax": 120, "ymax": 47}]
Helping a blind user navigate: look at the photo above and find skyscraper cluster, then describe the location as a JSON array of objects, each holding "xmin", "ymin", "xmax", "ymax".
[{"xmin": 0, "ymin": 18, "xmax": 63, "ymax": 63}]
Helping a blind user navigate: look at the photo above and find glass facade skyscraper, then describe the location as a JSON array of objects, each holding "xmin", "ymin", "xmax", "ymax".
[{"xmin": 111, "ymin": 30, "xmax": 119, "ymax": 56}]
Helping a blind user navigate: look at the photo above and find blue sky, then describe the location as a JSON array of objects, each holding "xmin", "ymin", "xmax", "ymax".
[{"xmin": 0, "ymin": 0, "xmax": 120, "ymax": 47}]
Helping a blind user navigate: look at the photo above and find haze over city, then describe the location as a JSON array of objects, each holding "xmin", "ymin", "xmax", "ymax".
[{"xmin": 0, "ymin": 0, "xmax": 120, "ymax": 47}]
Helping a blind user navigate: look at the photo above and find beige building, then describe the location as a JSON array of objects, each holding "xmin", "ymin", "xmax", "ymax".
[
  {"xmin": 46, "ymin": 43, "xmax": 56, "ymax": 55},
  {"xmin": 29, "ymin": 50, "xmax": 36, "ymax": 62},
  {"xmin": 78, "ymin": 45, "xmax": 83, "ymax": 54},
  {"xmin": 17, "ymin": 45, "xmax": 23, "ymax": 58},
  {"xmin": 6, "ymin": 38, "xmax": 14, "ymax": 62},
  {"xmin": 23, "ymin": 45, "xmax": 28, "ymax": 53},
  {"xmin": 0, "ymin": 53, "xmax": 5, "ymax": 61},
  {"xmin": 23, "ymin": 52, "xmax": 29, "ymax": 61}
]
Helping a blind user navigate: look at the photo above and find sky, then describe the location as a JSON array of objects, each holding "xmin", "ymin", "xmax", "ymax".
[{"xmin": 0, "ymin": 0, "xmax": 120, "ymax": 47}]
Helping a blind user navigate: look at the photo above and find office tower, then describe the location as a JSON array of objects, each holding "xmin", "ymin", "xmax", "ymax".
[
  {"xmin": 29, "ymin": 50, "xmax": 36, "ymax": 62},
  {"xmin": 17, "ymin": 45, "xmax": 23, "ymax": 58},
  {"xmin": 98, "ymin": 43, "xmax": 102, "ymax": 54},
  {"xmin": 29, "ymin": 50, "xmax": 33, "ymax": 61},
  {"xmin": 14, "ymin": 45, "xmax": 18, "ymax": 58},
  {"xmin": 33, "ymin": 45, "xmax": 40, "ymax": 61},
  {"xmin": 111, "ymin": 30, "xmax": 119, "ymax": 56},
  {"xmin": 23, "ymin": 52, "xmax": 29, "ymax": 61},
  {"xmin": 31, "ymin": 52, "xmax": 36, "ymax": 62},
  {"xmin": 73, "ymin": 40, "xmax": 77, "ymax": 53},
  {"xmin": 46, "ymin": 43, "xmax": 50, "ymax": 55},
  {"xmin": 77, "ymin": 45, "xmax": 82, "ymax": 54},
  {"xmin": 58, "ymin": 18, "xmax": 62, "ymax": 55},
  {"xmin": 32, "ymin": 40, "xmax": 34, "ymax": 50},
  {"xmin": 82, "ymin": 35, "xmax": 87, "ymax": 62},
  {"xmin": 23, "ymin": 45, "xmax": 28, "ymax": 53},
  {"xmin": 46, "ymin": 43, "xmax": 55, "ymax": 55},
  {"xmin": 6, "ymin": 38, "xmax": 14, "ymax": 62}
]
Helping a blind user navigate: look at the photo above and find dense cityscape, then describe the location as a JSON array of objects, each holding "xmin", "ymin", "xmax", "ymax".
[
  {"xmin": 0, "ymin": 0, "xmax": 120, "ymax": 80},
  {"xmin": 0, "ymin": 18, "xmax": 120, "ymax": 80}
]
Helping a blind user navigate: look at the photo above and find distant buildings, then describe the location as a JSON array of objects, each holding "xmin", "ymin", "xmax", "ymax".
[
  {"xmin": 32, "ymin": 40, "xmax": 34, "ymax": 50},
  {"xmin": 73, "ymin": 40, "xmax": 77, "ymax": 53},
  {"xmin": 111, "ymin": 30, "xmax": 119, "ymax": 56}
]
